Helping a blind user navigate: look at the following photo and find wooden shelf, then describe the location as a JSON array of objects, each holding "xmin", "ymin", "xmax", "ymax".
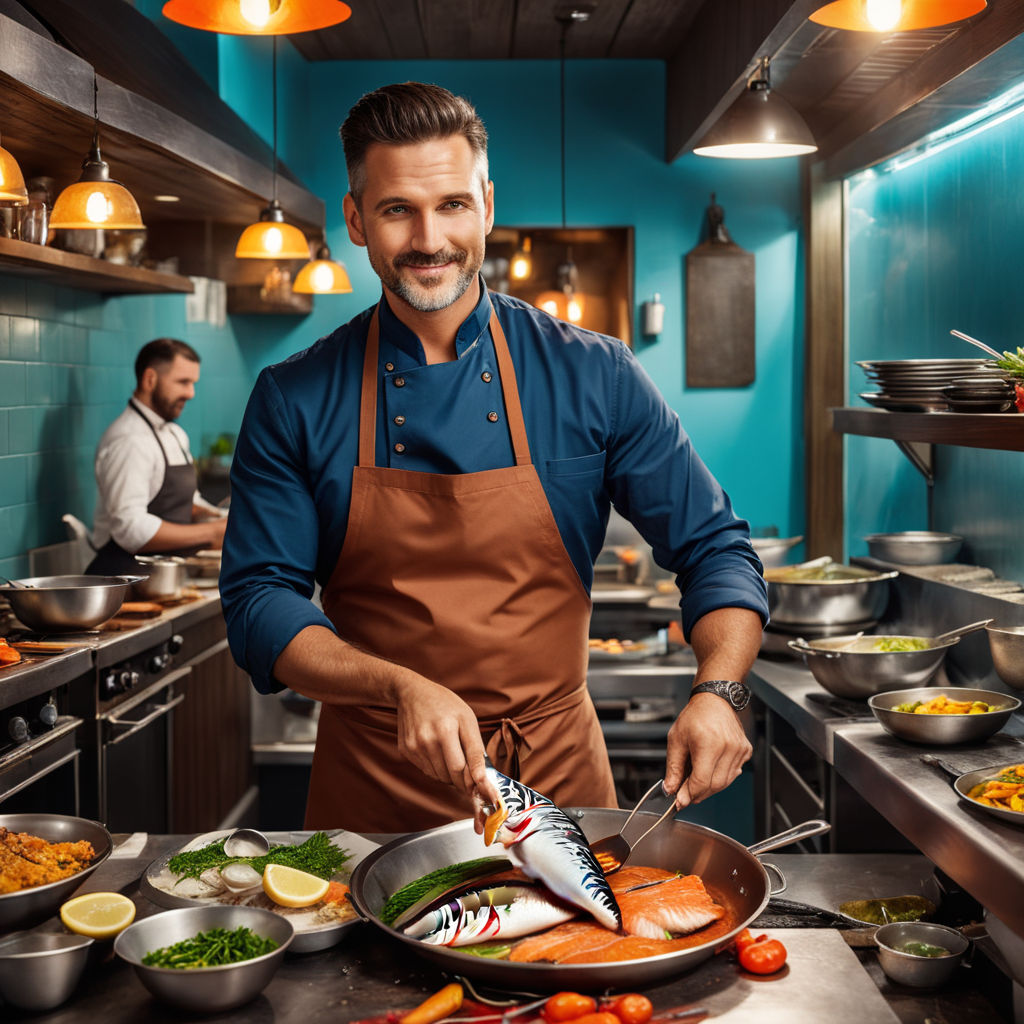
[
  {"xmin": 0, "ymin": 237, "xmax": 193, "ymax": 295},
  {"xmin": 832, "ymin": 407, "xmax": 1024, "ymax": 454}
]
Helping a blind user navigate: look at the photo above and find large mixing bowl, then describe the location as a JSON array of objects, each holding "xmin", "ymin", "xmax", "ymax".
[
  {"xmin": 0, "ymin": 575, "xmax": 144, "ymax": 631},
  {"xmin": 349, "ymin": 810, "xmax": 827, "ymax": 991},
  {"xmin": 986, "ymin": 625, "xmax": 1024, "ymax": 690},
  {"xmin": 764, "ymin": 566, "xmax": 898, "ymax": 626},
  {"xmin": 865, "ymin": 532, "xmax": 963, "ymax": 565},
  {"xmin": 788, "ymin": 634, "xmax": 957, "ymax": 699},
  {"xmin": 868, "ymin": 687, "xmax": 1020, "ymax": 744}
]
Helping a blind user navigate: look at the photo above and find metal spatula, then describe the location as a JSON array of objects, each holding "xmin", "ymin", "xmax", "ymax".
[{"xmin": 589, "ymin": 778, "xmax": 677, "ymax": 874}]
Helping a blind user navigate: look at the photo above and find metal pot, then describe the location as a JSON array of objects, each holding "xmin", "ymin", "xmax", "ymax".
[
  {"xmin": 132, "ymin": 557, "xmax": 187, "ymax": 600},
  {"xmin": 0, "ymin": 575, "xmax": 144, "ymax": 632},
  {"xmin": 789, "ymin": 634, "xmax": 957, "ymax": 699},
  {"xmin": 765, "ymin": 567, "xmax": 898, "ymax": 626},
  {"xmin": 348, "ymin": 813, "xmax": 828, "ymax": 990}
]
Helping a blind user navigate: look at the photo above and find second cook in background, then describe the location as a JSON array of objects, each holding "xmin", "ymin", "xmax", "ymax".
[{"xmin": 220, "ymin": 83, "xmax": 768, "ymax": 833}]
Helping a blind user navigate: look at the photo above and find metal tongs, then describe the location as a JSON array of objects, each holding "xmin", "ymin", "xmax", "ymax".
[{"xmin": 589, "ymin": 778, "xmax": 677, "ymax": 874}]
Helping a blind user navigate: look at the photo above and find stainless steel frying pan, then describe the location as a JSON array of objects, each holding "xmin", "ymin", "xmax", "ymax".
[
  {"xmin": 348, "ymin": 811, "xmax": 829, "ymax": 990},
  {"xmin": 923, "ymin": 755, "xmax": 1024, "ymax": 827}
]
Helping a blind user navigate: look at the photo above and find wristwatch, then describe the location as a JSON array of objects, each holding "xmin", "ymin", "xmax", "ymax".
[{"xmin": 690, "ymin": 680, "xmax": 751, "ymax": 711}]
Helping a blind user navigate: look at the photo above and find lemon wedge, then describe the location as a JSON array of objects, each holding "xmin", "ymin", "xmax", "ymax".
[
  {"xmin": 60, "ymin": 891, "xmax": 136, "ymax": 939},
  {"xmin": 262, "ymin": 863, "xmax": 329, "ymax": 907}
]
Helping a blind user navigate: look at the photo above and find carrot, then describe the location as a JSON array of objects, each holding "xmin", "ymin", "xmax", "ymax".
[{"xmin": 399, "ymin": 983, "xmax": 464, "ymax": 1024}]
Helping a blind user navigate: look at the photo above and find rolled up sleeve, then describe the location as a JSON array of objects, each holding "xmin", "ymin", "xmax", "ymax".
[
  {"xmin": 605, "ymin": 345, "xmax": 769, "ymax": 638},
  {"xmin": 220, "ymin": 370, "xmax": 336, "ymax": 694}
]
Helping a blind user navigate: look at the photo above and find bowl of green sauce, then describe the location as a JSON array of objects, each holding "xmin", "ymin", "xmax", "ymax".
[{"xmin": 875, "ymin": 922, "xmax": 969, "ymax": 987}]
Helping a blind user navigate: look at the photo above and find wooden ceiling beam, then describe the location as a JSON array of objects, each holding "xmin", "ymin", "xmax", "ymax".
[{"xmin": 664, "ymin": 0, "xmax": 820, "ymax": 163}]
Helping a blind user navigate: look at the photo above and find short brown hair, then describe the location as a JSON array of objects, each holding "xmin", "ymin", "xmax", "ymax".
[
  {"xmin": 340, "ymin": 82, "xmax": 488, "ymax": 202},
  {"xmin": 134, "ymin": 338, "xmax": 200, "ymax": 385}
]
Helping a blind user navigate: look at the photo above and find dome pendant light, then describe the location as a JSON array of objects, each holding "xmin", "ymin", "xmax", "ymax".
[
  {"xmin": 50, "ymin": 79, "xmax": 144, "ymax": 230},
  {"xmin": 236, "ymin": 38, "xmax": 309, "ymax": 260},
  {"xmin": 694, "ymin": 56, "xmax": 817, "ymax": 159},
  {"xmin": 809, "ymin": 0, "xmax": 986, "ymax": 32},
  {"xmin": 163, "ymin": 0, "xmax": 352, "ymax": 35},
  {"xmin": 294, "ymin": 240, "xmax": 353, "ymax": 293},
  {"xmin": 0, "ymin": 132, "xmax": 28, "ymax": 207}
]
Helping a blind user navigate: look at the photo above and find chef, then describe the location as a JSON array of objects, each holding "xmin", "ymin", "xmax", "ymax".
[
  {"xmin": 220, "ymin": 82, "xmax": 769, "ymax": 833},
  {"xmin": 87, "ymin": 338, "xmax": 227, "ymax": 576}
]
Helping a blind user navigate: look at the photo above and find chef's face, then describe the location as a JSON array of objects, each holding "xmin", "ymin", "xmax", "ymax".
[
  {"xmin": 344, "ymin": 135, "xmax": 494, "ymax": 313},
  {"xmin": 145, "ymin": 355, "xmax": 199, "ymax": 422}
]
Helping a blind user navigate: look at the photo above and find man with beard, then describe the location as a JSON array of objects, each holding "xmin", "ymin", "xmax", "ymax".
[
  {"xmin": 87, "ymin": 338, "xmax": 227, "ymax": 576},
  {"xmin": 220, "ymin": 82, "xmax": 768, "ymax": 833}
]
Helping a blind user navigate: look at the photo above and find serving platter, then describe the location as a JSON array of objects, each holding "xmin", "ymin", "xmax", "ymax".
[{"xmin": 140, "ymin": 829, "xmax": 379, "ymax": 952}]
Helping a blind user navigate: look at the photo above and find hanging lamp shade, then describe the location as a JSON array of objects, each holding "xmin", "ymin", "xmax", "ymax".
[
  {"xmin": 0, "ymin": 135, "xmax": 28, "ymax": 206},
  {"xmin": 163, "ymin": 0, "xmax": 351, "ymax": 34},
  {"xmin": 510, "ymin": 236, "xmax": 532, "ymax": 281},
  {"xmin": 236, "ymin": 198, "xmax": 309, "ymax": 258},
  {"xmin": 809, "ymin": 0, "xmax": 985, "ymax": 32},
  {"xmin": 50, "ymin": 138, "xmax": 144, "ymax": 229},
  {"xmin": 694, "ymin": 57, "xmax": 817, "ymax": 159},
  {"xmin": 293, "ymin": 242, "xmax": 353, "ymax": 293}
]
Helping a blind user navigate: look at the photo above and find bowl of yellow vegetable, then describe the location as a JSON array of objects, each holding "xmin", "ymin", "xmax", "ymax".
[{"xmin": 868, "ymin": 687, "xmax": 1021, "ymax": 745}]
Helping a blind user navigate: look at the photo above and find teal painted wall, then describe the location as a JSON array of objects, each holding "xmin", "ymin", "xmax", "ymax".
[
  {"xmin": 0, "ymin": 48, "xmax": 805, "ymax": 603},
  {"xmin": 846, "ymin": 76, "xmax": 1024, "ymax": 581}
]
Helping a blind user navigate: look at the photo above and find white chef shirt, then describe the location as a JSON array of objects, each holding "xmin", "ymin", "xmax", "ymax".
[{"xmin": 91, "ymin": 398, "xmax": 218, "ymax": 553}]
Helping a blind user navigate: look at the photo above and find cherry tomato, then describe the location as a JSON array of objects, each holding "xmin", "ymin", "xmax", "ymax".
[
  {"xmin": 563, "ymin": 1015, "xmax": 619, "ymax": 1024},
  {"xmin": 605, "ymin": 993, "xmax": 654, "ymax": 1024},
  {"xmin": 542, "ymin": 992, "xmax": 598, "ymax": 1022},
  {"xmin": 732, "ymin": 928, "xmax": 756, "ymax": 953},
  {"xmin": 738, "ymin": 936, "xmax": 788, "ymax": 975}
]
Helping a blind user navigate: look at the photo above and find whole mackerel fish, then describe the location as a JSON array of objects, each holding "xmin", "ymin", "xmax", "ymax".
[{"xmin": 481, "ymin": 764, "xmax": 621, "ymax": 931}]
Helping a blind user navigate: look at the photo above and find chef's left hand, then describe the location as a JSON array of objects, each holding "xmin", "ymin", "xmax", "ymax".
[{"xmin": 664, "ymin": 693, "xmax": 752, "ymax": 807}]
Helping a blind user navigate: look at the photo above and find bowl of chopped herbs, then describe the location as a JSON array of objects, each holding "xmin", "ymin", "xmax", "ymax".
[{"xmin": 114, "ymin": 905, "xmax": 293, "ymax": 1011}]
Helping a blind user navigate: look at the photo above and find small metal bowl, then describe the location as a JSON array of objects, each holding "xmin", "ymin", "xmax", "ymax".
[
  {"xmin": 114, "ymin": 905, "xmax": 293, "ymax": 1012},
  {"xmin": 868, "ymin": 687, "xmax": 1020, "ymax": 745},
  {"xmin": 987, "ymin": 625, "xmax": 1024, "ymax": 690},
  {"xmin": 864, "ymin": 531, "xmax": 964, "ymax": 565},
  {"xmin": 0, "ymin": 932, "xmax": 93, "ymax": 1011},
  {"xmin": 875, "ymin": 922, "xmax": 969, "ymax": 988}
]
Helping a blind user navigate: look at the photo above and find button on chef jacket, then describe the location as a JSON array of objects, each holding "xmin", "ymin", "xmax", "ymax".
[{"xmin": 220, "ymin": 284, "xmax": 769, "ymax": 694}]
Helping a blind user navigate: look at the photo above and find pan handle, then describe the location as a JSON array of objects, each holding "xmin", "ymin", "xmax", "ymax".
[
  {"xmin": 746, "ymin": 819, "xmax": 831, "ymax": 856},
  {"xmin": 761, "ymin": 861, "xmax": 787, "ymax": 896}
]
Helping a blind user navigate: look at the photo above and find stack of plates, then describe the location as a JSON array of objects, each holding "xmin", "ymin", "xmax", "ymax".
[
  {"xmin": 942, "ymin": 376, "xmax": 1015, "ymax": 413},
  {"xmin": 858, "ymin": 358, "xmax": 992, "ymax": 411}
]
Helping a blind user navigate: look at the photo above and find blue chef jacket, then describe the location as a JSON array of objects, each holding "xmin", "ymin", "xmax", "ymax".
[{"xmin": 220, "ymin": 285, "xmax": 769, "ymax": 694}]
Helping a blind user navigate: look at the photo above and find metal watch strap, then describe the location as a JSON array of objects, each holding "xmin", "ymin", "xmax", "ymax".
[{"xmin": 690, "ymin": 679, "xmax": 750, "ymax": 711}]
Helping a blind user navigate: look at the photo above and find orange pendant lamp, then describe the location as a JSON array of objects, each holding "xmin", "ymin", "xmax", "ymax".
[
  {"xmin": 293, "ymin": 240, "xmax": 352, "ymax": 293},
  {"xmin": 0, "ymin": 132, "xmax": 28, "ymax": 207},
  {"xmin": 810, "ymin": 0, "xmax": 986, "ymax": 32},
  {"xmin": 163, "ymin": 0, "xmax": 351, "ymax": 35}
]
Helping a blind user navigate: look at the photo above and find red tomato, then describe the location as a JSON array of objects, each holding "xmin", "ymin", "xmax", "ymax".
[
  {"xmin": 606, "ymin": 993, "xmax": 654, "ymax": 1024},
  {"xmin": 738, "ymin": 936, "xmax": 788, "ymax": 974},
  {"xmin": 542, "ymin": 992, "xmax": 598, "ymax": 1022},
  {"xmin": 732, "ymin": 928, "xmax": 756, "ymax": 953},
  {"xmin": 564, "ymin": 1015, "xmax": 619, "ymax": 1024}
]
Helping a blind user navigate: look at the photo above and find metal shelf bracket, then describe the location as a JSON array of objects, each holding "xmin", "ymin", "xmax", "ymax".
[{"xmin": 894, "ymin": 439, "xmax": 934, "ymax": 484}]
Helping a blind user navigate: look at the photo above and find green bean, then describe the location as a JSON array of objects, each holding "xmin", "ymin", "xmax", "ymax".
[{"xmin": 142, "ymin": 926, "xmax": 278, "ymax": 969}]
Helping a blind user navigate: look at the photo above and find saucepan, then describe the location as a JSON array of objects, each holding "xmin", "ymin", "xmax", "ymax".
[
  {"xmin": 132, "ymin": 556, "xmax": 187, "ymax": 600},
  {"xmin": 348, "ymin": 813, "xmax": 829, "ymax": 990},
  {"xmin": 0, "ymin": 575, "xmax": 145, "ymax": 632}
]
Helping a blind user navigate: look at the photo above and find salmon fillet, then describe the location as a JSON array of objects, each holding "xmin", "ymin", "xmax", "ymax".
[
  {"xmin": 609, "ymin": 866, "xmax": 675, "ymax": 893},
  {"xmin": 509, "ymin": 922, "xmax": 620, "ymax": 963},
  {"xmin": 560, "ymin": 934, "xmax": 695, "ymax": 963},
  {"xmin": 616, "ymin": 873, "xmax": 724, "ymax": 939}
]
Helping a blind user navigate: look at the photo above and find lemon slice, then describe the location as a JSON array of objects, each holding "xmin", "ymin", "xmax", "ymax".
[
  {"xmin": 262, "ymin": 864, "xmax": 329, "ymax": 907},
  {"xmin": 60, "ymin": 892, "xmax": 136, "ymax": 939}
]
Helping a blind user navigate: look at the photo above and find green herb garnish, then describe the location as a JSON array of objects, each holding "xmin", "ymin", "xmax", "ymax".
[
  {"xmin": 142, "ymin": 926, "xmax": 277, "ymax": 969},
  {"xmin": 993, "ymin": 346, "xmax": 1024, "ymax": 379},
  {"xmin": 168, "ymin": 831, "xmax": 349, "ymax": 882},
  {"xmin": 380, "ymin": 857, "xmax": 509, "ymax": 927}
]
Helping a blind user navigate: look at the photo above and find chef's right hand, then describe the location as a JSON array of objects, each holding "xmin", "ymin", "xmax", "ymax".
[
  {"xmin": 394, "ymin": 677, "xmax": 497, "ymax": 827},
  {"xmin": 206, "ymin": 515, "xmax": 228, "ymax": 549}
]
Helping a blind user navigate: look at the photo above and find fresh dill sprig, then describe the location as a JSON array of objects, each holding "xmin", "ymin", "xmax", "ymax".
[{"xmin": 168, "ymin": 831, "xmax": 350, "ymax": 882}]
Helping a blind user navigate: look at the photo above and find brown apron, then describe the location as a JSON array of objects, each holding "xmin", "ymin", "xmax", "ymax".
[{"xmin": 306, "ymin": 299, "xmax": 616, "ymax": 831}]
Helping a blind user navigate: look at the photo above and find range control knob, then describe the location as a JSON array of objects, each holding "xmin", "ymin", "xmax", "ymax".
[
  {"xmin": 168, "ymin": 634, "xmax": 184, "ymax": 654},
  {"xmin": 119, "ymin": 670, "xmax": 133, "ymax": 689},
  {"xmin": 128, "ymin": 671, "xmax": 140, "ymax": 689},
  {"xmin": 102, "ymin": 671, "xmax": 121, "ymax": 697},
  {"xmin": 37, "ymin": 702, "xmax": 58, "ymax": 728},
  {"xmin": 148, "ymin": 653, "xmax": 169, "ymax": 673},
  {"xmin": 8, "ymin": 716, "xmax": 29, "ymax": 743}
]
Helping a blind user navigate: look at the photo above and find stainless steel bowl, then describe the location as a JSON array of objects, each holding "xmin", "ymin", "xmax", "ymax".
[
  {"xmin": 751, "ymin": 536, "xmax": 803, "ymax": 568},
  {"xmin": 868, "ymin": 687, "xmax": 1020, "ymax": 744},
  {"xmin": 0, "ymin": 575, "xmax": 144, "ymax": 631},
  {"xmin": 875, "ymin": 922, "xmax": 969, "ymax": 987},
  {"xmin": 986, "ymin": 625, "xmax": 1024, "ymax": 690},
  {"xmin": 114, "ymin": 905, "xmax": 293, "ymax": 1012},
  {"xmin": 0, "ymin": 814, "xmax": 113, "ymax": 931},
  {"xmin": 864, "ymin": 531, "xmax": 963, "ymax": 565},
  {"xmin": 132, "ymin": 558, "xmax": 187, "ymax": 600},
  {"xmin": 765, "ymin": 567, "xmax": 898, "ymax": 626},
  {"xmin": 788, "ymin": 634, "xmax": 955, "ymax": 699},
  {"xmin": 0, "ymin": 932, "xmax": 93, "ymax": 1010}
]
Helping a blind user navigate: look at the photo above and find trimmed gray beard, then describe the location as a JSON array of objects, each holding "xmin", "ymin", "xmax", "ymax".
[{"xmin": 370, "ymin": 249, "xmax": 480, "ymax": 313}]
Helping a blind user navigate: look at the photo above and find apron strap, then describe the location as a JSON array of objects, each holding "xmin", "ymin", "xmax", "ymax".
[{"xmin": 358, "ymin": 296, "xmax": 532, "ymax": 469}]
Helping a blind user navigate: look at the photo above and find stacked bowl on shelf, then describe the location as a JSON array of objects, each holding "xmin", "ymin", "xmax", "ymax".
[{"xmin": 857, "ymin": 358, "xmax": 999, "ymax": 411}]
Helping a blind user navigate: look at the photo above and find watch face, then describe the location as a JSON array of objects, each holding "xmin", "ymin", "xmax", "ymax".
[{"xmin": 727, "ymin": 682, "xmax": 750, "ymax": 709}]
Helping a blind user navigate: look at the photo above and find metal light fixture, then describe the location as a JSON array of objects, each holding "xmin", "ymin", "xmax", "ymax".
[
  {"xmin": 163, "ymin": 0, "xmax": 351, "ymax": 35},
  {"xmin": 293, "ymin": 240, "xmax": 353, "ymax": 294},
  {"xmin": 236, "ymin": 38, "xmax": 308, "ymax": 259},
  {"xmin": 50, "ymin": 79, "xmax": 144, "ymax": 230},
  {"xmin": 0, "ymin": 133, "xmax": 28, "ymax": 207},
  {"xmin": 810, "ymin": 0, "xmax": 986, "ymax": 32},
  {"xmin": 693, "ymin": 56, "xmax": 817, "ymax": 159}
]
